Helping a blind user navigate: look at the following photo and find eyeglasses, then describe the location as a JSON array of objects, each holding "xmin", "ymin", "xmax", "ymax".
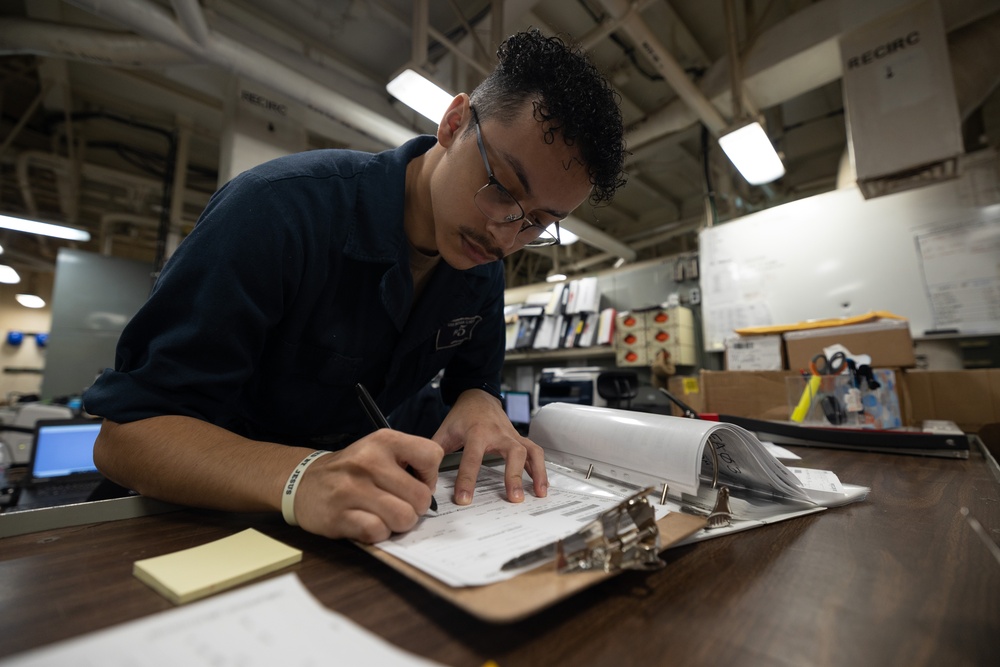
[{"xmin": 470, "ymin": 106, "xmax": 561, "ymax": 248}]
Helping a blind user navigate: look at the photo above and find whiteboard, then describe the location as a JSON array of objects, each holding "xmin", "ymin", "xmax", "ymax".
[{"xmin": 699, "ymin": 151, "xmax": 1000, "ymax": 351}]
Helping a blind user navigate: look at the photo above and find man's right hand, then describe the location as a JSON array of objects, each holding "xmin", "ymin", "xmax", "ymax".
[
  {"xmin": 93, "ymin": 416, "xmax": 442, "ymax": 544},
  {"xmin": 291, "ymin": 429, "xmax": 443, "ymax": 542}
]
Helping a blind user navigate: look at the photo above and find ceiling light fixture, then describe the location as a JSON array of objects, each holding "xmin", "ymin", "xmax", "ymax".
[
  {"xmin": 0, "ymin": 213, "xmax": 91, "ymax": 242},
  {"xmin": 15, "ymin": 294, "xmax": 45, "ymax": 309},
  {"xmin": 718, "ymin": 120, "xmax": 785, "ymax": 185},
  {"xmin": 386, "ymin": 68, "xmax": 453, "ymax": 124},
  {"xmin": 0, "ymin": 264, "xmax": 20, "ymax": 284},
  {"xmin": 545, "ymin": 272, "xmax": 568, "ymax": 283}
]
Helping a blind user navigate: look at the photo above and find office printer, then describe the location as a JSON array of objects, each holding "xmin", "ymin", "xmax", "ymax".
[{"xmin": 535, "ymin": 367, "xmax": 608, "ymax": 409}]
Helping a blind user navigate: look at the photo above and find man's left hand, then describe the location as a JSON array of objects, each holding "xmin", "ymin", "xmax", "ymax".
[{"xmin": 432, "ymin": 388, "xmax": 548, "ymax": 505}]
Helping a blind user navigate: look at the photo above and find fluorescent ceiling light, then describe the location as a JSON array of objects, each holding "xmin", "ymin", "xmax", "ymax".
[
  {"xmin": 15, "ymin": 294, "xmax": 45, "ymax": 309},
  {"xmin": 0, "ymin": 213, "xmax": 91, "ymax": 241},
  {"xmin": 558, "ymin": 228, "xmax": 579, "ymax": 245},
  {"xmin": 386, "ymin": 68, "xmax": 453, "ymax": 123},
  {"xmin": 0, "ymin": 264, "xmax": 20, "ymax": 284},
  {"xmin": 718, "ymin": 121, "xmax": 785, "ymax": 186}
]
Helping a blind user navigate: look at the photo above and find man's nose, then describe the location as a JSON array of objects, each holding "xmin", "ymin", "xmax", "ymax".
[{"xmin": 489, "ymin": 220, "xmax": 522, "ymax": 250}]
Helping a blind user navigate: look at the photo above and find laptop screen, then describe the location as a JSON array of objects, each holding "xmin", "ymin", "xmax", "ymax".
[
  {"xmin": 31, "ymin": 421, "xmax": 102, "ymax": 480},
  {"xmin": 503, "ymin": 391, "xmax": 532, "ymax": 426}
]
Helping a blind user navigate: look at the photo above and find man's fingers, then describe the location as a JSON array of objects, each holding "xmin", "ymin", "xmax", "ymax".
[
  {"xmin": 502, "ymin": 445, "xmax": 527, "ymax": 503},
  {"xmin": 522, "ymin": 439, "xmax": 549, "ymax": 498},
  {"xmin": 452, "ymin": 444, "xmax": 485, "ymax": 505}
]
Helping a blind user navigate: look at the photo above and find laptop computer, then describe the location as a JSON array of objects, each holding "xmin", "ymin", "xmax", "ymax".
[
  {"xmin": 12, "ymin": 418, "xmax": 105, "ymax": 511},
  {"xmin": 501, "ymin": 390, "xmax": 533, "ymax": 436}
]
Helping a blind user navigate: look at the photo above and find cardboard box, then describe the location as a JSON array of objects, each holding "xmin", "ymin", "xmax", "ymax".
[
  {"xmin": 666, "ymin": 371, "xmax": 799, "ymax": 420},
  {"xmin": 725, "ymin": 335, "xmax": 785, "ymax": 371},
  {"xmin": 902, "ymin": 369, "xmax": 1000, "ymax": 434},
  {"xmin": 784, "ymin": 320, "xmax": 915, "ymax": 371},
  {"xmin": 698, "ymin": 370, "xmax": 801, "ymax": 420},
  {"xmin": 669, "ymin": 368, "xmax": 1000, "ymax": 434},
  {"xmin": 666, "ymin": 375, "xmax": 706, "ymax": 416}
]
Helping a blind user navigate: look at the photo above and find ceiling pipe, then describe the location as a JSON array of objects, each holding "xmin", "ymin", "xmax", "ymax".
[
  {"xmin": 560, "ymin": 215, "xmax": 636, "ymax": 262},
  {"xmin": 52, "ymin": 0, "xmax": 638, "ymax": 261},
  {"xmin": 0, "ymin": 17, "xmax": 192, "ymax": 68},
  {"xmin": 64, "ymin": 0, "xmax": 417, "ymax": 147},
  {"xmin": 0, "ymin": 79, "xmax": 52, "ymax": 160},
  {"xmin": 596, "ymin": 0, "xmax": 729, "ymax": 135},
  {"xmin": 99, "ymin": 213, "xmax": 162, "ymax": 256},
  {"xmin": 170, "ymin": 0, "xmax": 210, "ymax": 46},
  {"xmin": 13, "ymin": 150, "xmax": 210, "ymax": 217},
  {"xmin": 625, "ymin": 0, "xmax": 1000, "ymax": 152},
  {"xmin": 329, "ymin": 0, "xmax": 492, "ymax": 77},
  {"xmin": 564, "ymin": 216, "xmax": 703, "ymax": 273}
]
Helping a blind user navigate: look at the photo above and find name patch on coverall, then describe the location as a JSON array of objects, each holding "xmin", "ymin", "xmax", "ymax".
[{"xmin": 436, "ymin": 315, "xmax": 482, "ymax": 350}]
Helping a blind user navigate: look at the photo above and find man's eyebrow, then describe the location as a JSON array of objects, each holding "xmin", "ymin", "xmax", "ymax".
[
  {"xmin": 498, "ymin": 149, "xmax": 570, "ymax": 219},
  {"xmin": 498, "ymin": 148, "xmax": 533, "ymax": 199}
]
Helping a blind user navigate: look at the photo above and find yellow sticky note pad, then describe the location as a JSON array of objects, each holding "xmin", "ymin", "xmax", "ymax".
[{"xmin": 133, "ymin": 528, "xmax": 302, "ymax": 604}]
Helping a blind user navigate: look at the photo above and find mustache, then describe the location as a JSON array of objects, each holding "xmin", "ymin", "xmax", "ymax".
[{"xmin": 458, "ymin": 226, "xmax": 504, "ymax": 262}]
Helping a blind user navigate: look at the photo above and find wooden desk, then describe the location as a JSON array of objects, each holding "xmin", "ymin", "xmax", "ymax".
[{"xmin": 2, "ymin": 445, "xmax": 999, "ymax": 666}]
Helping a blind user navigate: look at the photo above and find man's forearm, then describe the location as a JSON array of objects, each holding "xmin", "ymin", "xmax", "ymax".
[{"xmin": 93, "ymin": 415, "xmax": 312, "ymax": 512}]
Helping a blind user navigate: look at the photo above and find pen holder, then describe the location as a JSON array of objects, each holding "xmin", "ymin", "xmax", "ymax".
[{"xmin": 786, "ymin": 369, "xmax": 902, "ymax": 429}]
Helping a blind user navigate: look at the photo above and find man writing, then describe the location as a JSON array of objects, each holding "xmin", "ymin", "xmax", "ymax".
[{"xmin": 83, "ymin": 29, "xmax": 627, "ymax": 543}]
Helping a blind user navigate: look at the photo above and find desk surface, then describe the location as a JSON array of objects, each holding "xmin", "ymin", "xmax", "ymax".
[{"xmin": 1, "ymin": 445, "xmax": 999, "ymax": 666}]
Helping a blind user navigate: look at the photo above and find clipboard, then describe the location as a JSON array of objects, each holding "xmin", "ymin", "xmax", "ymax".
[{"xmin": 357, "ymin": 510, "xmax": 705, "ymax": 623}]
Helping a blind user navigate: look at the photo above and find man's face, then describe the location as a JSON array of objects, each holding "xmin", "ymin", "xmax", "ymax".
[{"xmin": 430, "ymin": 101, "xmax": 593, "ymax": 270}]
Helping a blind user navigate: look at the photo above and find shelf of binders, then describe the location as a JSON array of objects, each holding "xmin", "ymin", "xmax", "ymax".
[{"xmin": 504, "ymin": 346, "xmax": 616, "ymax": 364}]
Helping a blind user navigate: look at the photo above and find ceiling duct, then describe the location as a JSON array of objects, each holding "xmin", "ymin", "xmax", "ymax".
[{"xmin": 839, "ymin": 0, "xmax": 963, "ymax": 198}]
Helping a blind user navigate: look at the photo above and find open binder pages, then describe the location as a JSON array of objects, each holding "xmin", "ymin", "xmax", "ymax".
[{"xmin": 529, "ymin": 403, "xmax": 868, "ymax": 544}]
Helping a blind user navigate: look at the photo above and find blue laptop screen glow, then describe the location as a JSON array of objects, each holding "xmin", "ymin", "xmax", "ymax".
[
  {"xmin": 504, "ymin": 391, "xmax": 532, "ymax": 425},
  {"xmin": 32, "ymin": 423, "xmax": 101, "ymax": 479}
]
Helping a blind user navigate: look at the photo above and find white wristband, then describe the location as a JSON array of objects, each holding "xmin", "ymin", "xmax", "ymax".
[{"xmin": 281, "ymin": 450, "xmax": 331, "ymax": 526}]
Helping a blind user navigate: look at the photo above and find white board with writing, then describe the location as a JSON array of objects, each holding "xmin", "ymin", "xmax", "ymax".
[{"xmin": 699, "ymin": 151, "xmax": 1000, "ymax": 351}]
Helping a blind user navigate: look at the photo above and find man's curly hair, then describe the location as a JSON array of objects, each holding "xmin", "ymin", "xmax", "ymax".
[{"xmin": 467, "ymin": 29, "xmax": 627, "ymax": 206}]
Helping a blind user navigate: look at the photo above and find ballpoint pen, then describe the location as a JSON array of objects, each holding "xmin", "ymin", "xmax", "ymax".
[{"xmin": 355, "ymin": 383, "xmax": 438, "ymax": 512}]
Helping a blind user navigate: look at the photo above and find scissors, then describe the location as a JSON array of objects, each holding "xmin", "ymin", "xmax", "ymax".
[{"xmin": 809, "ymin": 351, "xmax": 847, "ymax": 376}]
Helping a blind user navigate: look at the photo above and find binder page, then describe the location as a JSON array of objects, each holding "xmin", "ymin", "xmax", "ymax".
[
  {"xmin": 706, "ymin": 428, "xmax": 813, "ymax": 502},
  {"xmin": 530, "ymin": 403, "xmax": 814, "ymax": 502},
  {"xmin": 530, "ymin": 403, "xmax": 714, "ymax": 495},
  {"xmin": 375, "ymin": 467, "xmax": 628, "ymax": 587}
]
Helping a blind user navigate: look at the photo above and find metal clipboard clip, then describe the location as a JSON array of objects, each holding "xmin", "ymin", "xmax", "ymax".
[{"xmin": 556, "ymin": 486, "xmax": 666, "ymax": 574}]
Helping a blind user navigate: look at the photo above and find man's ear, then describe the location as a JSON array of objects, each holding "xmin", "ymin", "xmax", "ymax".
[{"xmin": 437, "ymin": 93, "xmax": 471, "ymax": 148}]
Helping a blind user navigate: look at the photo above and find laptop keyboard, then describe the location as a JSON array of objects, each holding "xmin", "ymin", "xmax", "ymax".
[
  {"xmin": 31, "ymin": 481, "xmax": 98, "ymax": 498},
  {"xmin": 12, "ymin": 480, "xmax": 101, "ymax": 511}
]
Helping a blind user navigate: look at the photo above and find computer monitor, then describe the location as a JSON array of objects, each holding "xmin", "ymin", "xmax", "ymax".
[{"xmin": 502, "ymin": 391, "xmax": 532, "ymax": 434}]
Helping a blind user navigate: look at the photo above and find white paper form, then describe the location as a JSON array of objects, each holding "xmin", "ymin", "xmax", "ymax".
[
  {"xmin": 916, "ymin": 218, "xmax": 1000, "ymax": 333},
  {"xmin": 0, "ymin": 574, "xmax": 444, "ymax": 667},
  {"xmin": 376, "ymin": 466, "xmax": 628, "ymax": 587}
]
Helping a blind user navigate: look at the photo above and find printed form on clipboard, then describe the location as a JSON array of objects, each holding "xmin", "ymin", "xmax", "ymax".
[
  {"xmin": 369, "ymin": 404, "xmax": 866, "ymax": 588},
  {"xmin": 357, "ymin": 403, "xmax": 867, "ymax": 622},
  {"xmin": 529, "ymin": 403, "xmax": 869, "ymax": 548}
]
